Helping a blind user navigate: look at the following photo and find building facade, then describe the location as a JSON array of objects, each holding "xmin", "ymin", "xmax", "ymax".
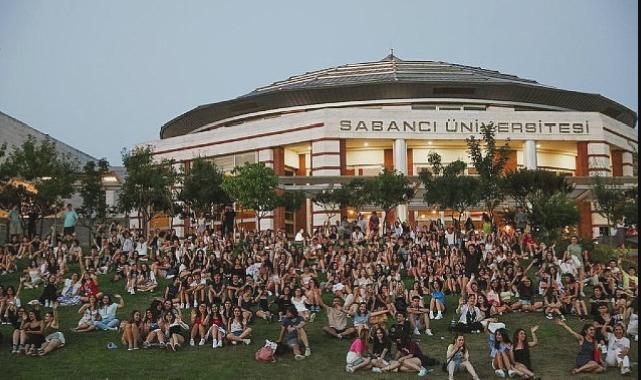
[{"xmin": 142, "ymin": 55, "xmax": 638, "ymax": 238}]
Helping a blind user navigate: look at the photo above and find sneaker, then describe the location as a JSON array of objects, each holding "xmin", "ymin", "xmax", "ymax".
[
  {"xmin": 304, "ymin": 347, "xmax": 311, "ymax": 356},
  {"xmin": 212, "ymin": 339, "xmax": 218, "ymax": 348},
  {"xmin": 180, "ymin": 303, "xmax": 185, "ymax": 309},
  {"xmin": 193, "ymin": 300, "xmax": 198, "ymax": 308},
  {"xmin": 507, "ymin": 369, "xmax": 516, "ymax": 378},
  {"xmin": 418, "ymin": 367, "xmax": 428, "ymax": 377},
  {"xmin": 128, "ymin": 347, "xmax": 134, "ymax": 351},
  {"xmin": 372, "ymin": 367, "xmax": 382, "ymax": 373},
  {"xmin": 546, "ymin": 314, "xmax": 553, "ymax": 320},
  {"xmin": 425, "ymin": 329, "xmax": 433, "ymax": 336},
  {"xmin": 190, "ymin": 339, "xmax": 195, "ymax": 346},
  {"xmin": 217, "ymin": 340, "xmax": 223, "ymax": 348},
  {"xmin": 242, "ymin": 339, "xmax": 251, "ymax": 345},
  {"xmin": 143, "ymin": 341, "xmax": 150, "ymax": 349},
  {"xmin": 495, "ymin": 369, "xmax": 506, "ymax": 378},
  {"xmin": 621, "ymin": 367, "xmax": 631, "ymax": 375},
  {"xmin": 159, "ymin": 342, "xmax": 166, "ymax": 348},
  {"xmin": 345, "ymin": 365, "xmax": 354, "ymax": 373},
  {"xmin": 436, "ymin": 312, "xmax": 443, "ymax": 320},
  {"xmin": 11, "ymin": 345, "xmax": 18, "ymax": 354},
  {"xmin": 560, "ymin": 314, "xmax": 566, "ymax": 321},
  {"xmin": 414, "ymin": 327, "xmax": 421, "ymax": 335},
  {"xmin": 199, "ymin": 338, "xmax": 206, "ymax": 346},
  {"xmin": 295, "ymin": 354, "xmax": 305, "ymax": 360},
  {"xmin": 309, "ymin": 313, "xmax": 316, "ymax": 322},
  {"xmin": 429, "ymin": 311, "xmax": 435, "ymax": 319}
]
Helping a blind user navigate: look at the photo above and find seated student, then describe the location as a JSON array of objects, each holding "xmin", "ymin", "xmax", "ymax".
[
  {"xmin": 121, "ymin": 310, "xmax": 143, "ymax": 351},
  {"xmin": 254, "ymin": 285, "xmax": 274, "ymax": 322},
  {"xmin": 407, "ymin": 295, "xmax": 433, "ymax": 336},
  {"xmin": 345, "ymin": 329, "xmax": 372, "ymax": 373},
  {"xmin": 163, "ymin": 311, "xmax": 189, "ymax": 351},
  {"xmin": 7, "ymin": 305, "xmax": 27, "ymax": 354},
  {"xmin": 39, "ymin": 303, "xmax": 65, "ymax": 356},
  {"xmin": 556, "ymin": 319, "xmax": 605, "ymax": 375},
  {"xmin": 370, "ymin": 327, "xmax": 393, "ymax": 372},
  {"xmin": 190, "ymin": 303, "xmax": 210, "ymax": 346},
  {"xmin": 226, "ymin": 306, "xmax": 252, "ymax": 345},
  {"xmin": 207, "ymin": 303, "xmax": 227, "ymax": 348},
  {"xmin": 429, "ymin": 281, "xmax": 446, "ymax": 320},
  {"xmin": 486, "ymin": 325, "xmax": 522, "ymax": 378},
  {"xmin": 512, "ymin": 326, "xmax": 540, "ymax": 379},
  {"xmin": 20, "ymin": 310, "xmax": 44, "ymax": 356},
  {"xmin": 94, "ymin": 294, "xmax": 124, "ymax": 331},
  {"xmin": 320, "ymin": 296, "xmax": 355, "ymax": 340},
  {"xmin": 277, "ymin": 307, "xmax": 311, "ymax": 360},
  {"xmin": 445, "ymin": 335, "xmax": 480, "ymax": 380},
  {"xmin": 511, "ymin": 275, "xmax": 543, "ymax": 313},
  {"xmin": 73, "ymin": 295, "xmax": 98, "ymax": 332},
  {"xmin": 349, "ymin": 302, "xmax": 389, "ymax": 336},
  {"xmin": 543, "ymin": 288, "xmax": 565, "ymax": 320},
  {"xmin": 603, "ymin": 323, "xmax": 631, "ymax": 375},
  {"xmin": 380, "ymin": 333, "xmax": 434, "ymax": 376},
  {"xmin": 455, "ymin": 295, "xmax": 484, "ymax": 333}
]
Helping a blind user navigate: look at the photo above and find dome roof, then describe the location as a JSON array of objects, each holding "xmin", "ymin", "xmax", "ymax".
[{"xmin": 160, "ymin": 55, "xmax": 637, "ymax": 139}]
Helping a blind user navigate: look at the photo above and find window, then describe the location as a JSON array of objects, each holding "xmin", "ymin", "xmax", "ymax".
[
  {"xmin": 463, "ymin": 105, "xmax": 486, "ymax": 111},
  {"xmin": 412, "ymin": 104, "xmax": 437, "ymax": 110}
]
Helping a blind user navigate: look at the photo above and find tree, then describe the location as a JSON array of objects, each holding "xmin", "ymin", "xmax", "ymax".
[
  {"xmin": 502, "ymin": 169, "xmax": 573, "ymax": 212},
  {"xmin": 118, "ymin": 146, "xmax": 180, "ymax": 237},
  {"xmin": 0, "ymin": 136, "xmax": 79, "ymax": 233},
  {"xmin": 313, "ymin": 186, "xmax": 353, "ymax": 223},
  {"xmin": 529, "ymin": 193, "xmax": 580, "ymax": 244},
  {"xmin": 592, "ymin": 177, "xmax": 629, "ymax": 237},
  {"xmin": 179, "ymin": 158, "xmax": 230, "ymax": 223},
  {"xmin": 622, "ymin": 186, "xmax": 638, "ymax": 226},
  {"xmin": 419, "ymin": 152, "xmax": 481, "ymax": 227},
  {"xmin": 279, "ymin": 190, "xmax": 307, "ymax": 212},
  {"xmin": 78, "ymin": 159, "xmax": 110, "ymax": 244},
  {"xmin": 466, "ymin": 123, "xmax": 510, "ymax": 217},
  {"xmin": 222, "ymin": 162, "xmax": 280, "ymax": 231},
  {"xmin": 367, "ymin": 169, "xmax": 415, "ymax": 233},
  {"xmin": 343, "ymin": 178, "xmax": 372, "ymax": 215}
]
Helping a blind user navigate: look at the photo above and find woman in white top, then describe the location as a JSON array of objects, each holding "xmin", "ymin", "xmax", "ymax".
[
  {"xmin": 291, "ymin": 287, "xmax": 312, "ymax": 321},
  {"xmin": 445, "ymin": 335, "xmax": 480, "ymax": 380}
]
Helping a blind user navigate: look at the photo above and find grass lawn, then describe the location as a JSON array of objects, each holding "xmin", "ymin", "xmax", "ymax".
[{"xmin": 0, "ymin": 260, "xmax": 637, "ymax": 380}]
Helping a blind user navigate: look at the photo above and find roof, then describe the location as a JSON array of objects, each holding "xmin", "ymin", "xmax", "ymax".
[
  {"xmin": 0, "ymin": 111, "xmax": 98, "ymax": 165},
  {"xmin": 160, "ymin": 55, "xmax": 638, "ymax": 138}
]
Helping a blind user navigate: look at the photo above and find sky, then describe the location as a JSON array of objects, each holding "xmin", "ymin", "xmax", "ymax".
[{"xmin": 0, "ymin": 0, "xmax": 638, "ymax": 165}]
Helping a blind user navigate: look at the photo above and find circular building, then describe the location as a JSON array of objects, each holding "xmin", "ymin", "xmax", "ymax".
[{"xmin": 144, "ymin": 54, "xmax": 638, "ymax": 238}]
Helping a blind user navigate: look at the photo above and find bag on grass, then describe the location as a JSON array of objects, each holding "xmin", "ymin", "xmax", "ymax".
[{"xmin": 255, "ymin": 340, "xmax": 277, "ymax": 363}]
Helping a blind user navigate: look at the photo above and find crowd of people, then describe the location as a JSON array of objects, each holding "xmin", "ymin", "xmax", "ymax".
[{"xmin": 0, "ymin": 208, "xmax": 638, "ymax": 378}]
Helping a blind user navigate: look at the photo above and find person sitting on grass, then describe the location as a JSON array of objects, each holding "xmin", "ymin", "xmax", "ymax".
[
  {"xmin": 121, "ymin": 310, "xmax": 143, "ymax": 351},
  {"xmin": 291, "ymin": 286, "xmax": 314, "ymax": 322},
  {"xmin": 163, "ymin": 311, "xmax": 189, "ymax": 351},
  {"xmin": 455, "ymin": 294, "xmax": 484, "ymax": 333},
  {"xmin": 407, "ymin": 295, "xmax": 433, "ymax": 336},
  {"xmin": 370, "ymin": 327, "xmax": 393, "ymax": 373},
  {"xmin": 72, "ymin": 295, "xmax": 98, "ymax": 332},
  {"xmin": 350, "ymin": 301, "xmax": 389, "ymax": 336},
  {"xmin": 8, "ymin": 304, "xmax": 27, "ymax": 354},
  {"xmin": 512, "ymin": 326, "xmax": 540, "ymax": 379},
  {"xmin": 277, "ymin": 307, "xmax": 311, "ymax": 360},
  {"xmin": 603, "ymin": 323, "xmax": 631, "ymax": 375},
  {"xmin": 190, "ymin": 303, "xmax": 210, "ymax": 346},
  {"xmin": 429, "ymin": 280, "xmax": 446, "ymax": 320},
  {"xmin": 320, "ymin": 296, "xmax": 355, "ymax": 340},
  {"xmin": 445, "ymin": 334, "xmax": 481, "ymax": 380},
  {"xmin": 226, "ymin": 306, "xmax": 252, "ymax": 345},
  {"xmin": 38, "ymin": 303, "xmax": 65, "ymax": 356},
  {"xmin": 486, "ymin": 324, "xmax": 523, "ymax": 378},
  {"xmin": 345, "ymin": 328, "xmax": 372, "ymax": 373},
  {"xmin": 21, "ymin": 309, "xmax": 45, "ymax": 356},
  {"xmin": 208, "ymin": 303, "xmax": 227, "ymax": 348},
  {"xmin": 94, "ymin": 294, "xmax": 124, "ymax": 331},
  {"xmin": 380, "ymin": 332, "xmax": 434, "ymax": 376},
  {"xmin": 555, "ymin": 319, "xmax": 605, "ymax": 375}
]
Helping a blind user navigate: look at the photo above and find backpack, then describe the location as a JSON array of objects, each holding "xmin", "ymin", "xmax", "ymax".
[{"xmin": 255, "ymin": 340, "xmax": 278, "ymax": 363}]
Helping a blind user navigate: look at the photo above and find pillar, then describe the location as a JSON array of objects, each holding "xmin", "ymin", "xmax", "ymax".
[
  {"xmin": 294, "ymin": 154, "xmax": 307, "ymax": 233},
  {"xmin": 587, "ymin": 142, "xmax": 611, "ymax": 177},
  {"xmin": 621, "ymin": 151, "xmax": 634, "ymax": 176},
  {"xmin": 523, "ymin": 140, "xmax": 537, "ymax": 170},
  {"xmin": 504, "ymin": 150, "xmax": 517, "ymax": 173},
  {"xmin": 311, "ymin": 139, "xmax": 343, "ymax": 228},
  {"xmin": 577, "ymin": 200, "xmax": 592, "ymax": 239},
  {"xmin": 272, "ymin": 147, "xmax": 286, "ymax": 231},
  {"xmin": 576, "ymin": 142, "xmax": 588, "ymax": 176},
  {"xmin": 394, "ymin": 139, "xmax": 408, "ymax": 222}
]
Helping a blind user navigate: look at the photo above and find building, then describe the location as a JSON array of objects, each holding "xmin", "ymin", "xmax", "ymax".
[{"xmin": 142, "ymin": 55, "xmax": 638, "ymax": 238}]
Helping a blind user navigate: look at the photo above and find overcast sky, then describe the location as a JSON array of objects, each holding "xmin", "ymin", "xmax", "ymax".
[{"xmin": 0, "ymin": 0, "xmax": 637, "ymax": 165}]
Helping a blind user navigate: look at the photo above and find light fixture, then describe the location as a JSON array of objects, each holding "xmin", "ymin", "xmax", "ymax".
[
  {"xmin": 364, "ymin": 142, "xmax": 369, "ymax": 147},
  {"xmin": 102, "ymin": 176, "xmax": 118, "ymax": 183},
  {"xmin": 536, "ymin": 144, "xmax": 541, "ymax": 148},
  {"xmin": 40, "ymin": 176, "xmax": 52, "ymax": 181},
  {"xmin": 428, "ymin": 141, "xmax": 433, "ymax": 145}
]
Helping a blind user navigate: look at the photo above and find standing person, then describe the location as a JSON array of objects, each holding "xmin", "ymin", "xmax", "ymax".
[
  {"xmin": 566, "ymin": 236, "xmax": 585, "ymax": 293},
  {"xmin": 604, "ymin": 323, "xmax": 631, "ymax": 375},
  {"xmin": 62, "ymin": 203, "xmax": 79, "ymax": 237},
  {"xmin": 445, "ymin": 335, "xmax": 481, "ymax": 380},
  {"xmin": 556, "ymin": 319, "xmax": 605, "ymax": 375},
  {"xmin": 223, "ymin": 206, "xmax": 236, "ymax": 237},
  {"xmin": 27, "ymin": 201, "xmax": 39, "ymax": 239},
  {"xmin": 368, "ymin": 212, "xmax": 380, "ymax": 237},
  {"xmin": 94, "ymin": 294, "xmax": 125, "ymax": 331},
  {"xmin": 8, "ymin": 204, "xmax": 22, "ymax": 239}
]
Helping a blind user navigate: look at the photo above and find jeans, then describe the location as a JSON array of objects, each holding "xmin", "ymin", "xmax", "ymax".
[{"xmin": 94, "ymin": 318, "xmax": 119, "ymax": 330}]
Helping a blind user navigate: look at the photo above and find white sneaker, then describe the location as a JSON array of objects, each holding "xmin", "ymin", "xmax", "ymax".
[
  {"xmin": 425, "ymin": 329, "xmax": 433, "ymax": 336},
  {"xmin": 243, "ymin": 339, "xmax": 251, "ymax": 345},
  {"xmin": 190, "ymin": 338, "xmax": 195, "ymax": 346},
  {"xmin": 217, "ymin": 340, "xmax": 223, "ymax": 348},
  {"xmin": 418, "ymin": 367, "xmax": 428, "ymax": 377},
  {"xmin": 371, "ymin": 367, "xmax": 382, "ymax": 373},
  {"xmin": 507, "ymin": 369, "xmax": 516, "ymax": 378},
  {"xmin": 305, "ymin": 347, "xmax": 311, "ymax": 356},
  {"xmin": 179, "ymin": 303, "xmax": 184, "ymax": 309},
  {"xmin": 495, "ymin": 369, "xmax": 506, "ymax": 378},
  {"xmin": 414, "ymin": 327, "xmax": 421, "ymax": 335},
  {"xmin": 345, "ymin": 365, "xmax": 354, "ymax": 373},
  {"xmin": 212, "ymin": 339, "xmax": 218, "ymax": 348},
  {"xmin": 193, "ymin": 300, "xmax": 198, "ymax": 308},
  {"xmin": 621, "ymin": 367, "xmax": 631, "ymax": 375},
  {"xmin": 429, "ymin": 311, "xmax": 435, "ymax": 319},
  {"xmin": 199, "ymin": 338, "xmax": 205, "ymax": 346},
  {"xmin": 436, "ymin": 312, "xmax": 443, "ymax": 320}
]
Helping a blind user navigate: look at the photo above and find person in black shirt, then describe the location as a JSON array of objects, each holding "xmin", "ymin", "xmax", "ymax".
[
  {"xmin": 223, "ymin": 206, "xmax": 236, "ymax": 237},
  {"xmin": 371, "ymin": 326, "xmax": 393, "ymax": 369}
]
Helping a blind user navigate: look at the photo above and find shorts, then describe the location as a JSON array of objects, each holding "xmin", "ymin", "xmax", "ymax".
[
  {"xmin": 63, "ymin": 226, "xmax": 75, "ymax": 236},
  {"xmin": 286, "ymin": 338, "xmax": 300, "ymax": 349},
  {"xmin": 346, "ymin": 351, "xmax": 365, "ymax": 366},
  {"xmin": 45, "ymin": 331, "xmax": 66, "ymax": 345},
  {"xmin": 519, "ymin": 300, "xmax": 531, "ymax": 305},
  {"xmin": 232, "ymin": 331, "xmax": 242, "ymax": 337}
]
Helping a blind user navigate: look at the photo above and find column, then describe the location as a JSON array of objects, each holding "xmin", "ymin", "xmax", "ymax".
[
  {"xmin": 294, "ymin": 154, "xmax": 307, "ymax": 233},
  {"xmin": 171, "ymin": 161, "xmax": 187, "ymax": 237},
  {"xmin": 257, "ymin": 149, "xmax": 275, "ymax": 231},
  {"xmin": 523, "ymin": 140, "xmax": 537, "ymax": 170},
  {"xmin": 272, "ymin": 147, "xmax": 286, "ymax": 231},
  {"xmin": 575, "ymin": 142, "xmax": 588, "ymax": 176},
  {"xmin": 621, "ymin": 151, "xmax": 634, "ymax": 176},
  {"xmin": 394, "ymin": 139, "xmax": 408, "ymax": 222},
  {"xmin": 587, "ymin": 142, "xmax": 611, "ymax": 177},
  {"xmin": 311, "ymin": 139, "xmax": 343, "ymax": 228}
]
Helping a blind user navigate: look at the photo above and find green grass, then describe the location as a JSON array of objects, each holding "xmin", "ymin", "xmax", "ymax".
[{"xmin": 0, "ymin": 262, "xmax": 637, "ymax": 380}]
